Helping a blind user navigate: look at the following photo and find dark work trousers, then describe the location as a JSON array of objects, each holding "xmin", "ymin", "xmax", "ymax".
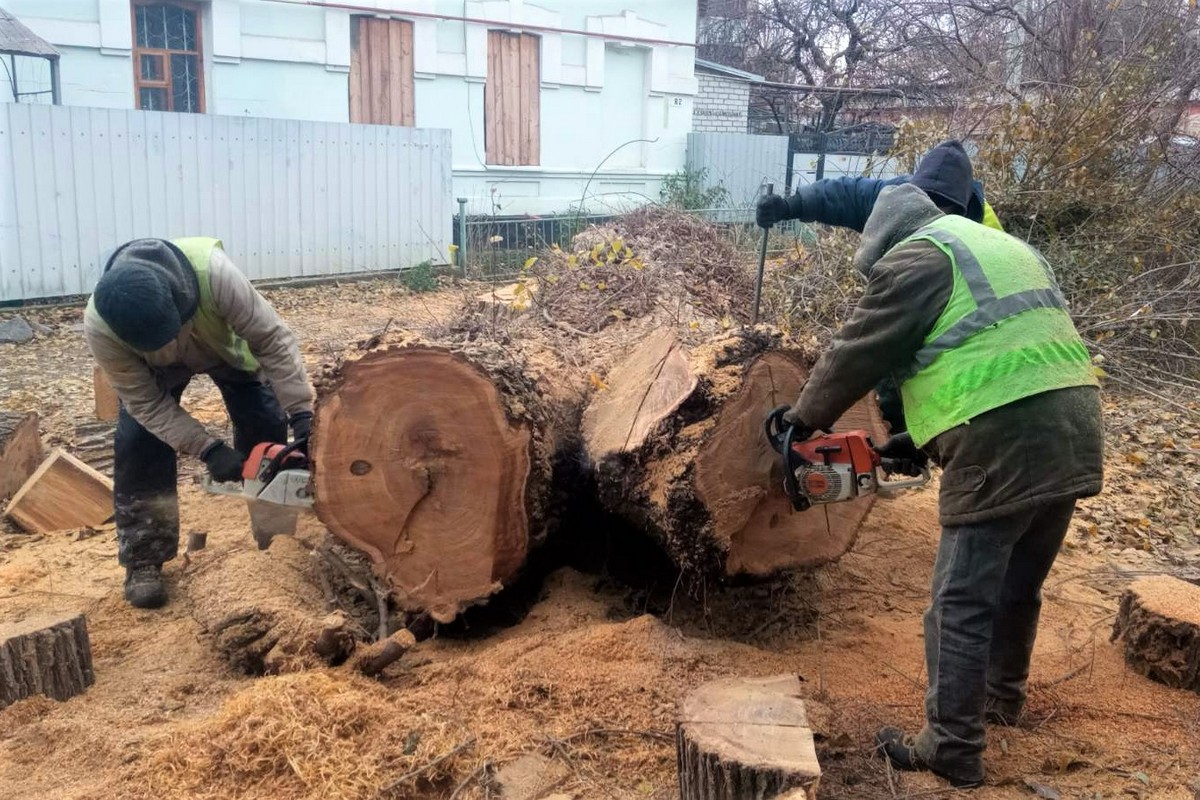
[
  {"xmin": 913, "ymin": 499, "xmax": 1077, "ymax": 783},
  {"xmin": 113, "ymin": 372, "xmax": 289, "ymax": 568}
]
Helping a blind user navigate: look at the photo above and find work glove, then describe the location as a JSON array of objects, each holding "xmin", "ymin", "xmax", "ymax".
[
  {"xmin": 756, "ymin": 194, "xmax": 791, "ymax": 229},
  {"xmin": 201, "ymin": 441, "xmax": 245, "ymax": 483},
  {"xmin": 780, "ymin": 406, "xmax": 816, "ymax": 442},
  {"xmin": 876, "ymin": 433, "xmax": 929, "ymax": 478},
  {"xmin": 289, "ymin": 411, "xmax": 313, "ymax": 454}
]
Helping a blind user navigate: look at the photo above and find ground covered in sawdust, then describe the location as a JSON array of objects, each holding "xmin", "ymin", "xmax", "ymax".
[{"xmin": 2, "ymin": 281, "xmax": 1199, "ymax": 800}]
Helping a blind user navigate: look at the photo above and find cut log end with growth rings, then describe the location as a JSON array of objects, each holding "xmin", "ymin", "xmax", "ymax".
[
  {"xmin": 312, "ymin": 339, "xmax": 561, "ymax": 624},
  {"xmin": 584, "ymin": 328, "xmax": 886, "ymax": 580}
]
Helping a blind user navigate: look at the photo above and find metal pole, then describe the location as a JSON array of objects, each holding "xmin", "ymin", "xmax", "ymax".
[
  {"xmin": 49, "ymin": 57, "xmax": 62, "ymax": 105},
  {"xmin": 456, "ymin": 197, "xmax": 468, "ymax": 277},
  {"xmin": 752, "ymin": 182, "xmax": 774, "ymax": 325}
]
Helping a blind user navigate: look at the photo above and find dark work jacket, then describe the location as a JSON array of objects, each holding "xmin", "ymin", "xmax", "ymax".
[
  {"xmin": 785, "ymin": 174, "xmax": 989, "ymax": 232},
  {"xmin": 793, "ymin": 184, "xmax": 1104, "ymax": 525}
]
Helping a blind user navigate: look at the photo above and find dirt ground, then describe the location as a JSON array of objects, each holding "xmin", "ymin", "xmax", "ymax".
[{"xmin": 1, "ymin": 280, "xmax": 1199, "ymax": 800}]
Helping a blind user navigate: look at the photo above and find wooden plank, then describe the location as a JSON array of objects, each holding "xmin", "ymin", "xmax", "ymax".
[
  {"xmin": 502, "ymin": 32, "xmax": 520, "ymax": 166},
  {"xmin": 4, "ymin": 449, "xmax": 114, "ymax": 534},
  {"xmin": 399, "ymin": 20, "xmax": 415, "ymax": 127},
  {"xmin": 519, "ymin": 33, "xmax": 540, "ymax": 165},
  {"xmin": 485, "ymin": 31, "xmax": 500, "ymax": 164},
  {"xmin": 93, "ymin": 365, "xmax": 119, "ymax": 421},
  {"xmin": 349, "ymin": 17, "xmax": 366, "ymax": 123},
  {"xmin": 387, "ymin": 20, "xmax": 413, "ymax": 127},
  {"xmin": 369, "ymin": 18, "xmax": 390, "ymax": 125},
  {"xmin": 0, "ymin": 411, "xmax": 43, "ymax": 502}
]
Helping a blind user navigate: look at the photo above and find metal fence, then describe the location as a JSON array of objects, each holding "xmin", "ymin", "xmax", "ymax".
[
  {"xmin": 455, "ymin": 206, "xmax": 812, "ymax": 280},
  {"xmin": 686, "ymin": 131, "xmax": 791, "ymax": 206},
  {"xmin": 0, "ymin": 103, "xmax": 453, "ymax": 302}
]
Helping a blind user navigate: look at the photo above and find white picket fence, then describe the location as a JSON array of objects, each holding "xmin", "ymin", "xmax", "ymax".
[{"xmin": 0, "ymin": 103, "xmax": 453, "ymax": 302}]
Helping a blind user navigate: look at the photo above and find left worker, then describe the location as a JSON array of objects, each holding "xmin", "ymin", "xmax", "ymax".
[{"xmin": 85, "ymin": 237, "xmax": 315, "ymax": 610}]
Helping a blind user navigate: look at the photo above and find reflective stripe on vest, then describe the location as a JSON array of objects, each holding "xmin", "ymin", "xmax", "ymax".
[{"xmin": 897, "ymin": 215, "xmax": 1097, "ymax": 447}]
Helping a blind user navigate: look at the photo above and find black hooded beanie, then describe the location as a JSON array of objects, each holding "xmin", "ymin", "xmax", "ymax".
[
  {"xmin": 92, "ymin": 239, "xmax": 201, "ymax": 352},
  {"xmin": 909, "ymin": 140, "xmax": 975, "ymax": 217}
]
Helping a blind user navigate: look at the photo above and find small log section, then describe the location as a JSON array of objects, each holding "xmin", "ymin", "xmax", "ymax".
[
  {"xmin": 0, "ymin": 613, "xmax": 94, "ymax": 709},
  {"xmin": 676, "ymin": 675, "xmax": 821, "ymax": 800},
  {"xmin": 583, "ymin": 328, "xmax": 885, "ymax": 579},
  {"xmin": 1112, "ymin": 575, "xmax": 1200, "ymax": 693},
  {"xmin": 312, "ymin": 335, "xmax": 566, "ymax": 623},
  {"xmin": 93, "ymin": 365, "xmax": 119, "ymax": 421},
  {"xmin": 5, "ymin": 449, "xmax": 114, "ymax": 534},
  {"xmin": 0, "ymin": 411, "xmax": 43, "ymax": 502}
]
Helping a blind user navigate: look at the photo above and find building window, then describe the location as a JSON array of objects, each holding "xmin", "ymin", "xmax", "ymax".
[
  {"xmin": 485, "ymin": 31, "xmax": 540, "ymax": 166},
  {"xmin": 132, "ymin": 1, "xmax": 204, "ymax": 113},
  {"xmin": 349, "ymin": 17, "xmax": 415, "ymax": 126}
]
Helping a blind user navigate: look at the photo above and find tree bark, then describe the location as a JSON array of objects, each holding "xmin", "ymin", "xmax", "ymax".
[
  {"xmin": 0, "ymin": 411, "xmax": 43, "ymax": 502},
  {"xmin": 0, "ymin": 613, "xmax": 94, "ymax": 709},
  {"xmin": 311, "ymin": 333, "xmax": 575, "ymax": 623},
  {"xmin": 676, "ymin": 674, "xmax": 821, "ymax": 800},
  {"xmin": 1112, "ymin": 575, "xmax": 1200, "ymax": 693},
  {"xmin": 583, "ymin": 327, "xmax": 885, "ymax": 580}
]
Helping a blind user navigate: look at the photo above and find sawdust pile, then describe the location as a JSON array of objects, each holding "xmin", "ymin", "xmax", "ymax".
[
  {"xmin": 119, "ymin": 572, "xmax": 775, "ymax": 800},
  {"xmin": 517, "ymin": 207, "xmax": 756, "ymax": 334}
]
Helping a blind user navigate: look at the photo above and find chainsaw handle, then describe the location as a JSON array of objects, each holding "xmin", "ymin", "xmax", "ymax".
[
  {"xmin": 764, "ymin": 405, "xmax": 791, "ymax": 454},
  {"xmin": 876, "ymin": 466, "xmax": 932, "ymax": 497},
  {"xmin": 260, "ymin": 437, "xmax": 309, "ymax": 483}
]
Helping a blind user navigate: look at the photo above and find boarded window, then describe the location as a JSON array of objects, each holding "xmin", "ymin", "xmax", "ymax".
[
  {"xmin": 485, "ymin": 31, "xmax": 540, "ymax": 166},
  {"xmin": 350, "ymin": 17, "xmax": 415, "ymax": 127},
  {"xmin": 132, "ymin": 1, "xmax": 204, "ymax": 113}
]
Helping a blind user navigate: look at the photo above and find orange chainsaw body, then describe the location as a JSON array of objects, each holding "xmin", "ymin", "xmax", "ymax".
[{"xmin": 789, "ymin": 429, "xmax": 882, "ymax": 504}]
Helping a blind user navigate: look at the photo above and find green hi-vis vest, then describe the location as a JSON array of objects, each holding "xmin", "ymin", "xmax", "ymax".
[
  {"xmin": 981, "ymin": 202, "xmax": 1004, "ymax": 232},
  {"xmin": 896, "ymin": 215, "xmax": 1097, "ymax": 447},
  {"xmin": 85, "ymin": 237, "xmax": 259, "ymax": 372}
]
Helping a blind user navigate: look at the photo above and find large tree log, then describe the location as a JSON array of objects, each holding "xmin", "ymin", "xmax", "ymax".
[
  {"xmin": 311, "ymin": 335, "xmax": 573, "ymax": 623},
  {"xmin": 676, "ymin": 674, "xmax": 821, "ymax": 800},
  {"xmin": 0, "ymin": 411, "xmax": 43, "ymax": 502},
  {"xmin": 0, "ymin": 613, "xmax": 94, "ymax": 709},
  {"xmin": 1112, "ymin": 576, "xmax": 1200, "ymax": 693},
  {"xmin": 583, "ymin": 328, "xmax": 885, "ymax": 579}
]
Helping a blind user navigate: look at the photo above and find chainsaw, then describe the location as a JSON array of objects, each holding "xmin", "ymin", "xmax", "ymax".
[
  {"xmin": 764, "ymin": 406, "xmax": 930, "ymax": 512},
  {"xmin": 202, "ymin": 439, "xmax": 314, "ymax": 509}
]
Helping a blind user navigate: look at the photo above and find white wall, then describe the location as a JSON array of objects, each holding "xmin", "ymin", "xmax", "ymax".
[{"xmin": 4, "ymin": 0, "xmax": 699, "ymax": 216}]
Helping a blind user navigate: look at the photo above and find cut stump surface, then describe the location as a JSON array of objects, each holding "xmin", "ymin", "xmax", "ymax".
[
  {"xmin": 5, "ymin": 449, "xmax": 114, "ymax": 534},
  {"xmin": 0, "ymin": 613, "xmax": 94, "ymax": 709},
  {"xmin": 1113, "ymin": 575, "xmax": 1200, "ymax": 693},
  {"xmin": 676, "ymin": 674, "xmax": 821, "ymax": 800}
]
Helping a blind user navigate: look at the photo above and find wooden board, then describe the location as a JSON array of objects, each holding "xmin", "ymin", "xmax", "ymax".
[
  {"xmin": 349, "ymin": 17, "xmax": 414, "ymax": 127},
  {"xmin": 93, "ymin": 365, "xmax": 119, "ymax": 421},
  {"xmin": 676, "ymin": 674, "xmax": 821, "ymax": 799},
  {"xmin": 4, "ymin": 449, "xmax": 114, "ymax": 534},
  {"xmin": 0, "ymin": 613, "xmax": 94, "ymax": 709},
  {"xmin": 485, "ymin": 31, "xmax": 540, "ymax": 166},
  {"xmin": 0, "ymin": 411, "xmax": 43, "ymax": 502}
]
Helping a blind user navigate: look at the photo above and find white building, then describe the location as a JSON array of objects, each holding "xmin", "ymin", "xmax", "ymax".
[{"xmin": 2, "ymin": 0, "xmax": 701, "ymax": 215}]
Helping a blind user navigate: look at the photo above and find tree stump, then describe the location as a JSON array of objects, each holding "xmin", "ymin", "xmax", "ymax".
[
  {"xmin": 584, "ymin": 327, "xmax": 885, "ymax": 579},
  {"xmin": 312, "ymin": 334, "xmax": 574, "ymax": 623},
  {"xmin": 0, "ymin": 411, "xmax": 43, "ymax": 502},
  {"xmin": 93, "ymin": 365, "xmax": 120, "ymax": 421},
  {"xmin": 0, "ymin": 613, "xmax": 94, "ymax": 709},
  {"xmin": 676, "ymin": 674, "xmax": 821, "ymax": 800},
  {"xmin": 1112, "ymin": 575, "xmax": 1200, "ymax": 693}
]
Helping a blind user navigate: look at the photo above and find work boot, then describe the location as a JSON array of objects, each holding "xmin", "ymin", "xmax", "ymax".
[
  {"xmin": 124, "ymin": 565, "xmax": 167, "ymax": 609},
  {"xmin": 875, "ymin": 727, "xmax": 983, "ymax": 789},
  {"xmin": 984, "ymin": 698, "xmax": 1023, "ymax": 727}
]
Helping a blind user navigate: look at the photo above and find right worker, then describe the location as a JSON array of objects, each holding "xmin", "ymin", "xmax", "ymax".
[
  {"xmin": 774, "ymin": 160, "xmax": 1104, "ymax": 787},
  {"xmin": 757, "ymin": 140, "xmax": 1002, "ymax": 436}
]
